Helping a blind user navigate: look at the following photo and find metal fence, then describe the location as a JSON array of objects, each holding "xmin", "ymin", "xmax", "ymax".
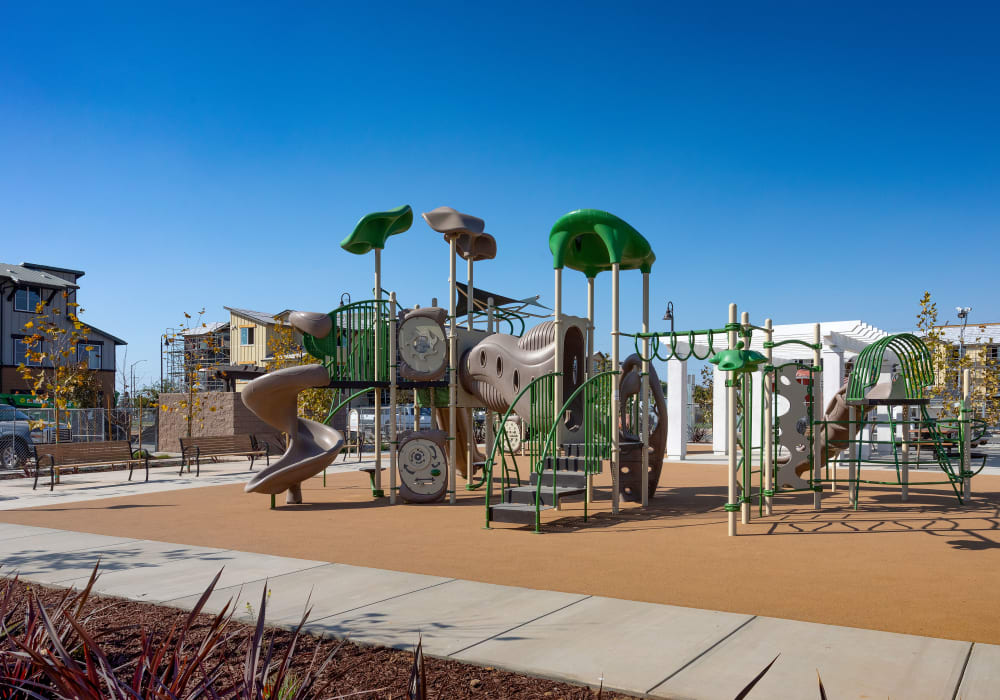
[{"xmin": 1, "ymin": 407, "xmax": 158, "ymax": 446}]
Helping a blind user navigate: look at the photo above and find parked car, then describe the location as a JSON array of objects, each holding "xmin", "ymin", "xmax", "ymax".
[
  {"xmin": 0, "ymin": 406, "xmax": 41, "ymax": 471},
  {"xmin": 350, "ymin": 405, "xmax": 433, "ymax": 442}
]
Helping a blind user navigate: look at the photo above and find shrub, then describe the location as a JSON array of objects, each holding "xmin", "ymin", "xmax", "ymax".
[{"xmin": 0, "ymin": 564, "xmax": 357, "ymax": 699}]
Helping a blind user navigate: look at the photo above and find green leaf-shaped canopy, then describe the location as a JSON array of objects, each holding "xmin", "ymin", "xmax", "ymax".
[{"xmin": 340, "ymin": 205, "xmax": 413, "ymax": 255}]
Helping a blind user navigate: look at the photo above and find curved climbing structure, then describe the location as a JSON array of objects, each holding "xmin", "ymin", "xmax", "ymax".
[{"xmin": 619, "ymin": 354, "xmax": 667, "ymax": 501}]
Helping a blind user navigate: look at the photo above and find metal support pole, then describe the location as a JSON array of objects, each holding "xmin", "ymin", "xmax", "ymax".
[
  {"xmin": 848, "ymin": 406, "xmax": 858, "ymax": 505},
  {"xmin": 467, "ymin": 258, "xmax": 475, "ymax": 482},
  {"xmin": 900, "ymin": 406, "xmax": 910, "ymax": 502},
  {"xmin": 373, "ymin": 249, "xmax": 382, "ymax": 495},
  {"xmin": 741, "ymin": 311, "xmax": 750, "ymax": 525},
  {"xmin": 448, "ymin": 238, "xmax": 457, "ymax": 504},
  {"xmin": 763, "ymin": 318, "xmax": 773, "ymax": 516},
  {"xmin": 484, "ymin": 298, "xmax": 495, "ymax": 458},
  {"xmin": 641, "ymin": 272, "xmax": 650, "ymax": 507},
  {"xmin": 586, "ymin": 277, "xmax": 595, "ymax": 505},
  {"xmin": 727, "ymin": 303, "xmax": 738, "ymax": 536},
  {"xmin": 962, "ymin": 368, "xmax": 971, "ymax": 500},
  {"xmin": 553, "ymin": 268, "xmax": 563, "ymax": 474},
  {"xmin": 611, "ymin": 264, "xmax": 621, "ymax": 515},
  {"xmin": 389, "ymin": 292, "xmax": 398, "ymax": 504},
  {"xmin": 812, "ymin": 323, "xmax": 822, "ymax": 510}
]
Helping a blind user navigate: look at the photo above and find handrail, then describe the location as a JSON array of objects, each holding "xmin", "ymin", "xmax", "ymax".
[
  {"xmin": 480, "ymin": 372, "xmax": 559, "ymax": 524},
  {"xmin": 323, "ymin": 387, "xmax": 372, "ymax": 425},
  {"xmin": 529, "ymin": 370, "xmax": 618, "ymax": 531}
]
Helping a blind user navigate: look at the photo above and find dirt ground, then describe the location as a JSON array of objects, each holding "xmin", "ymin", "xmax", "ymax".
[
  {"xmin": 3, "ymin": 460, "xmax": 999, "ymax": 644},
  {"xmin": 4, "ymin": 577, "xmax": 635, "ymax": 698}
]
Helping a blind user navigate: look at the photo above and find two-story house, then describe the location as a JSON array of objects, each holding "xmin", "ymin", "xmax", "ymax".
[
  {"xmin": 0, "ymin": 262, "xmax": 126, "ymax": 403},
  {"xmin": 224, "ymin": 307, "xmax": 284, "ymax": 391}
]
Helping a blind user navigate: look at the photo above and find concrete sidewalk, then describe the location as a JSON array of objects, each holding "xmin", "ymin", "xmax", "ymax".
[
  {"xmin": 0, "ymin": 454, "xmax": 382, "ymax": 511},
  {"xmin": 0, "ymin": 522, "xmax": 994, "ymax": 699}
]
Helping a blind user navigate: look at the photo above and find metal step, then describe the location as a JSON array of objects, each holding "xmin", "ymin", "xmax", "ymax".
[
  {"xmin": 530, "ymin": 470, "xmax": 587, "ymax": 489},
  {"xmin": 505, "ymin": 484, "xmax": 585, "ymax": 506},
  {"xmin": 489, "ymin": 502, "xmax": 553, "ymax": 525},
  {"xmin": 562, "ymin": 442, "xmax": 610, "ymax": 458},
  {"xmin": 542, "ymin": 455, "xmax": 599, "ymax": 472}
]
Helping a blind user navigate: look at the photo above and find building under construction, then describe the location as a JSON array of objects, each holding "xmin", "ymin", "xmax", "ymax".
[{"xmin": 160, "ymin": 322, "xmax": 230, "ymax": 393}]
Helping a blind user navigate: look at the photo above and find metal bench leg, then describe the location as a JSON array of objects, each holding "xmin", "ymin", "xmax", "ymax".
[
  {"xmin": 249, "ymin": 454, "xmax": 255, "ymax": 471},
  {"xmin": 128, "ymin": 461, "xmax": 134, "ymax": 481},
  {"xmin": 145, "ymin": 455, "xmax": 150, "ymax": 482},
  {"xmin": 50, "ymin": 463, "xmax": 55, "ymax": 492},
  {"xmin": 196, "ymin": 451, "xmax": 200, "ymax": 477}
]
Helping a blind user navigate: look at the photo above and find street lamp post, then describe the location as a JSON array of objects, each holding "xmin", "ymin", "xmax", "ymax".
[{"xmin": 956, "ymin": 307, "xmax": 971, "ymax": 355}]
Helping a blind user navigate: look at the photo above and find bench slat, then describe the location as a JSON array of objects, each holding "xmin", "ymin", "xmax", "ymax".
[
  {"xmin": 180, "ymin": 434, "xmax": 263, "ymax": 457},
  {"xmin": 35, "ymin": 441, "xmax": 135, "ymax": 467}
]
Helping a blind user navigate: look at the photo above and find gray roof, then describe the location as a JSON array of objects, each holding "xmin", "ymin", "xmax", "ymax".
[
  {"xmin": 0, "ymin": 262, "xmax": 79, "ymax": 289},
  {"xmin": 224, "ymin": 307, "xmax": 276, "ymax": 326},
  {"xmin": 21, "ymin": 262, "xmax": 85, "ymax": 278}
]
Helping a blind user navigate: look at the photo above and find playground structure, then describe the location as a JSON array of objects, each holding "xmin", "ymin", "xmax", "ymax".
[
  {"xmin": 704, "ymin": 313, "xmax": 991, "ymax": 535},
  {"xmin": 240, "ymin": 206, "xmax": 990, "ymax": 534}
]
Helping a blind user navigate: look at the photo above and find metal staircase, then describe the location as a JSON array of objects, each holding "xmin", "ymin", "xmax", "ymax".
[{"xmin": 485, "ymin": 371, "xmax": 616, "ymax": 531}]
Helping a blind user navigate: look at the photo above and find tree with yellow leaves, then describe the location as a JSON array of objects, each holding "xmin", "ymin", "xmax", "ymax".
[
  {"xmin": 916, "ymin": 291, "xmax": 999, "ymax": 423},
  {"xmin": 266, "ymin": 321, "xmax": 333, "ymax": 422},
  {"xmin": 16, "ymin": 291, "xmax": 98, "ymax": 441}
]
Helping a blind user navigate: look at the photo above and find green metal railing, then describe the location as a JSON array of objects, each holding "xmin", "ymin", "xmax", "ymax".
[
  {"xmin": 482, "ymin": 372, "xmax": 558, "ymax": 528},
  {"xmin": 302, "ymin": 299, "xmax": 392, "ymax": 384},
  {"xmin": 628, "ymin": 327, "xmax": 731, "ymax": 362},
  {"xmin": 524, "ymin": 370, "xmax": 617, "ymax": 532}
]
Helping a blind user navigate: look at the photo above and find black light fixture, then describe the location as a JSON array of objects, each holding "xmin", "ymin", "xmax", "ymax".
[
  {"xmin": 662, "ymin": 301, "xmax": 674, "ymax": 334},
  {"xmin": 956, "ymin": 306, "xmax": 971, "ymax": 351}
]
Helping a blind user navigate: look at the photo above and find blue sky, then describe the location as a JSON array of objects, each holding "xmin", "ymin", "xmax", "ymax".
[{"xmin": 2, "ymin": 2, "xmax": 997, "ymax": 389}]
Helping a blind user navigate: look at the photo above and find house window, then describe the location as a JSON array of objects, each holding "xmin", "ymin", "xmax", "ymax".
[
  {"xmin": 77, "ymin": 342, "xmax": 103, "ymax": 370},
  {"xmin": 240, "ymin": 327, "xmax": 255, "ymax": 346},
  {"xmin": 13, "ymin": 337, "xmax": 43, "ymax": 366},
  {"xmin": 14, "ymin": 286, "xmax": 42, "ymax": 313}
]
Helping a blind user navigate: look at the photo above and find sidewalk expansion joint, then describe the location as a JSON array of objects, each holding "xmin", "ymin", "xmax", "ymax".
[
  {"xmin": 950, "ymin": 641, "xmax": 975, "ymax": 700},
  {"xmin": 447, "ymin": 595, "xmax": 593, "ymax": 657},
  {"xmin": 306, "ymin": 578, "xmax": 460, "ymax": 623},
  {"xmin": 645, "ymin": 614, "xmax": 758, "ymax": 694}
]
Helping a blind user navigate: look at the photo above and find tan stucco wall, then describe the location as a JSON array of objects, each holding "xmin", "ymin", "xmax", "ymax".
[{"xmin": 157, "ymin": 391, "xmax": 283, "ymax": 453}]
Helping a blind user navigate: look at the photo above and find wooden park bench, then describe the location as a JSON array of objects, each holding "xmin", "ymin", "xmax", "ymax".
[
  {"xmin": 178, "ymin": 434, "xmax": 270, "ymax": 477},
  {"xmin": 32, "ymin": 441, "xmax": 148, "ymax": 491}
]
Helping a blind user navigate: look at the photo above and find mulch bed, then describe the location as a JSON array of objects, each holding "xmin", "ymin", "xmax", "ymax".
[{"xmin": 4, "ymin": 578, "xmax": 636, "ymax": 698}]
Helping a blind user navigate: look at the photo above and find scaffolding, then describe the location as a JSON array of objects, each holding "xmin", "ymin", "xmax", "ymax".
[{"xmin": 161, "ymin": 322, "xmax": 230, "ymax": 393}]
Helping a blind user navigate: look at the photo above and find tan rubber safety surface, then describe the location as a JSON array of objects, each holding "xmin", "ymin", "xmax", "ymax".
[{"xmin": 2, "ymin": 461, "xmax": 998, "ymax": 644}]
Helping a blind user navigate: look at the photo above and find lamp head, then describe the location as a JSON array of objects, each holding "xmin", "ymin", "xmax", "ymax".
[{"xmin": 662, "ymin": 300, "xmax": 674, "ymax": 321}]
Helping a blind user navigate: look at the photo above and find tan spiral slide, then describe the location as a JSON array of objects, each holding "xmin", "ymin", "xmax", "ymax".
[{"xmin": 242, "ymin": 364, "xmax": 344, "ymax": 504}]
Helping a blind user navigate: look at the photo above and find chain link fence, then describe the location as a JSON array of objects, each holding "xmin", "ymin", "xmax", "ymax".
[{"xmin": 1, "ymin": 406, "xmax": 159, "ymax": 472}]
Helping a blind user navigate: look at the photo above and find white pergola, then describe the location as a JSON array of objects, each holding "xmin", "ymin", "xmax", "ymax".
[{"xmin": 661, "ymin": 320, "xmax": 889, "ymax": 458}]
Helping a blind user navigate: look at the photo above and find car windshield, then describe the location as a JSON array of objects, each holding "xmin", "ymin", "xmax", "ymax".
[{"xmin": 0, "ymin": 407, "xmax": 31, "ymax": 422}]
